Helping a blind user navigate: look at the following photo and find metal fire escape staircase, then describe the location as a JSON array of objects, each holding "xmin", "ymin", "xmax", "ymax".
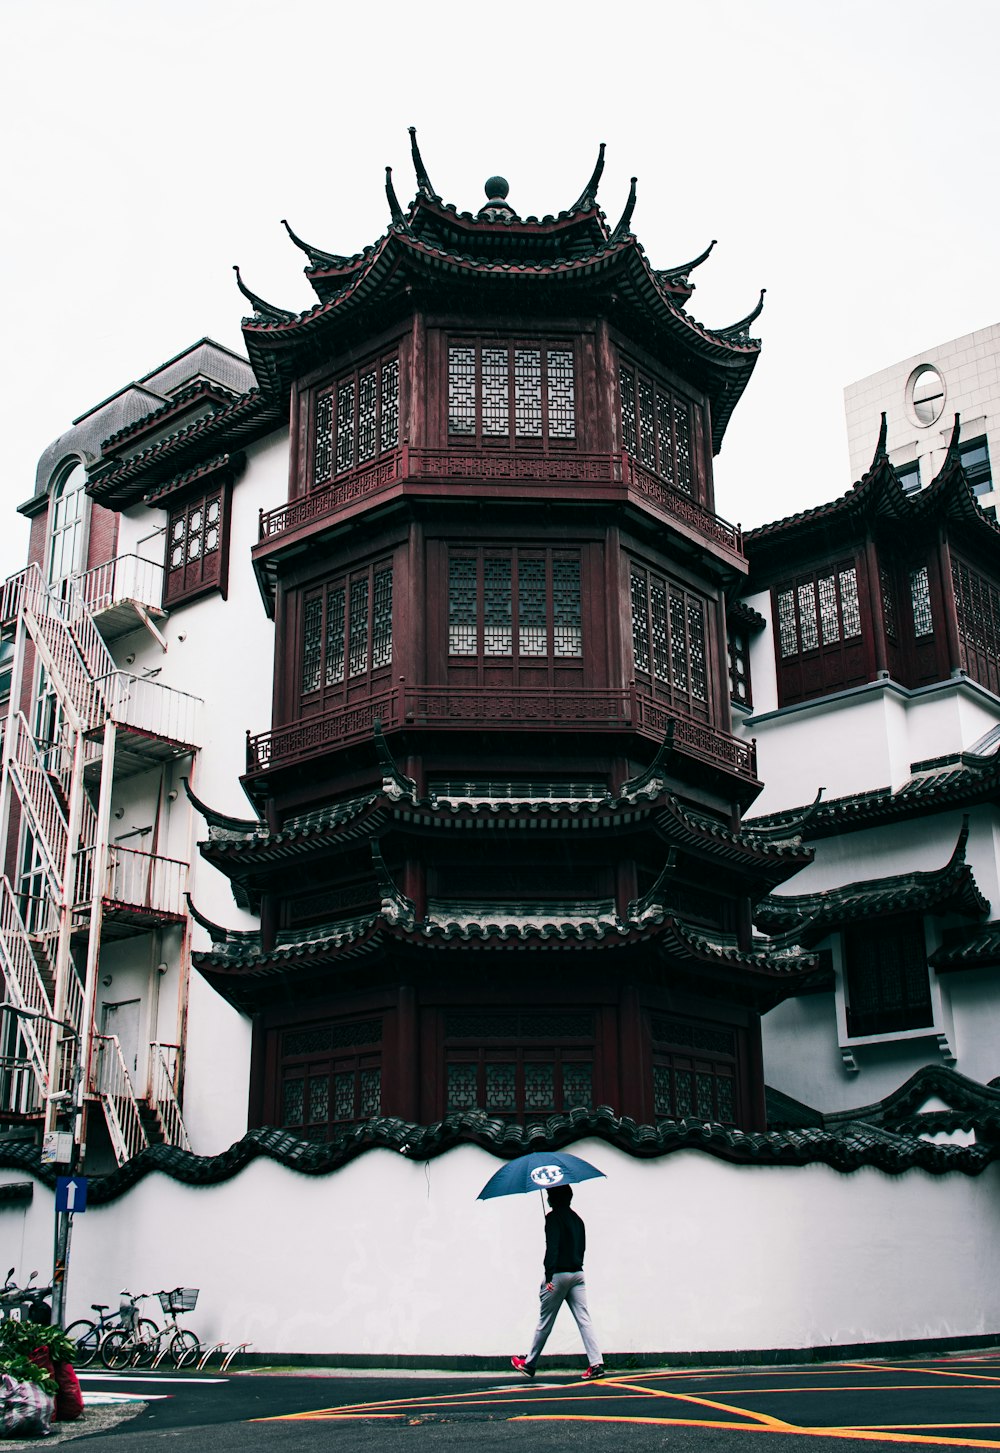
[{"xmin": 0, "ymin": 562, "xmax": 198, "ymax": 1161}]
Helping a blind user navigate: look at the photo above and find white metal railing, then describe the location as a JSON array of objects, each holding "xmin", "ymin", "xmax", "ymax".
[
  {"xmin": 149, "ymin": 1042, "xmax": 191, "ymax": 1150},
  {"xmin": 74, "ymin": 844, "xmax": 187, "ymax": 919},
  {"xmin": 93, "ymin": 1033, "xmax": 148, "ymax": 1165},
  {"xmin": 0, "ymin": 879, "xmax": 53, "ymax": 1087},
  {"xmin": 77, "ymin": 554, "xmax": 165, "ymax": 618},
  {"xmin": 96, "ymin": 671, "xmax": 202, "ymax": 749},
  {"xmin": 0, "ymin": 1053, "xmax": 42, "ymax": 1118},
  {"xmin": 8, "ymin": 714, "xmax": 68, "ymax": 893}
]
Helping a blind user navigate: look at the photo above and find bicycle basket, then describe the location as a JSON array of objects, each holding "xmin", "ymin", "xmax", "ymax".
[{"xmin": 159, "ymin": 1288, "xmax": 199, "ymax": 1314}]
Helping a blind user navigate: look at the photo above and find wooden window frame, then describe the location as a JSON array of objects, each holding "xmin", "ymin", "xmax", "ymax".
[
  {"xmin": 312, "ymin": 351, "xmax": 400, "ymax": 489},
  {"xmin": 448, "ymin": 547, "xmax": 583, "ymax": 670},
  {"xmin": 771, "ymin": 560, "xmax": 866, "ymax": 706},
  {"xmin": 728, "ymin": 620, "xmax": 753, "ymax": 708},
  {"xmin": 446, "ymin": 337, "xmax": 578, "ymax": 450},
  {"xmin": 629, "ymin": 561, "xmax": 711, "ymax": 722},
  {"xmin": 619, "ymin": 357, "xmax": 698, "ymax": 499},
  {"xmin": 843, "ymin": 914, "xmax": 933, "ymax": 1039},
  {"xmin": 278, "ymin": 1020, "xmax": 382, "ymax": 1140},
  {"xmin": 163, "ymin": 483, "xmax": 231, "ymax": 608},
  {"xmin": 299, "ymin": 559, "xmax": 393, "ymax": 713}
]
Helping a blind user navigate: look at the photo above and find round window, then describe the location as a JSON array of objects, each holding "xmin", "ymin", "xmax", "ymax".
[{"xmin": 906, "ymin": 364, "xmax": 946, "ymax": 427}]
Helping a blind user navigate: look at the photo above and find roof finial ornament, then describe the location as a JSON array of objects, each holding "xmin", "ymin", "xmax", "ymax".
[
  {"xmin": 232, "ymin": 265, "xmax": 295, "ymax": 323},
  {"xmin": 946, "ymin": 411, "xmax": 962, "ymax": 463},
  {"xmin": 569, "ymin": 142, "xmax": 606, "ymax": 212},
  {"xmin": 478, "ymin": 175, "xmax": 519, "ymax": 222},
  {"xmin": 659, "ymin": 238, "xmax": 718, "ymax": 285},
  {"xmin": 385, "ymin": 166, "xmax": 406, "ymax": 226},
  {"xmin": 871, "ymin": 411, "xmax": 889, "ymax": 469},
  {"xmin": 610, "ymin": 177, "xmax": 638, "ymax": 241},
  {"xmin": 716, "ymin": 288, "xmax": 767, "ymax": 343},
  {"xmin": 280, "ymin": 218, "xmax": 351, "ymax": 270},
  {"xmin": 408, "ymin": 126, "xmax": 437, "ymax": 199}
]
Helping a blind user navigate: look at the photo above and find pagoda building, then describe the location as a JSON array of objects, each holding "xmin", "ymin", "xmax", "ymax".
[{"xmin": 134, "ymin": 136, "xmax": 821, "ymax": 1138}]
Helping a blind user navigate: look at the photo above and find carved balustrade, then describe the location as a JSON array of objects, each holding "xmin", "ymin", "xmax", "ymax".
[
  {"xmin": 257, "ymin": 450, "xmax": 742, "ymax": 559},
  {"xmin": 245, "ymin": 685, "xmax": 757, "ymax": 783}
]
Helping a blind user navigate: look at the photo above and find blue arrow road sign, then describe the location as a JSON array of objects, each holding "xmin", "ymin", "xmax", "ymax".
[{"xmin": 55, "ymin": 1176, "xmax": 87, "ymax": 1214}]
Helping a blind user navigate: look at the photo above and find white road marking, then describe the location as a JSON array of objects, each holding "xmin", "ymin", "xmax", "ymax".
[{"xmin": 79, "ymin": 1373, "xmax": 227, "ymax": 1385}]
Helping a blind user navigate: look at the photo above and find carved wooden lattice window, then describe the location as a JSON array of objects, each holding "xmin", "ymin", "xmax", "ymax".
[
  {"xmin": 909, "ymin": 566, "xmax": 933, "ymax": 637},
  {"xmin": 630, "ymin": 564, "xmax": 709, "ymax": 718},
  {"xmin": 300, "ymin": 562, "xmax": 392, "ymax": 701},
  {"xmin": 279, "ymin": 1018, "xmax": 382, "ymax": 1140},
  {"xmin": 844, "ymin": 916, "xmax": 932, "ymax": 1037},
  {"xmin": 313, "ymin": 354, "xmax": 399, "ymax": 487},
  {"xmin": 772, "ymin": 561, "xmax": 867, "ymax": 706},
  {"xmin": 448, "ymin": 550, "xmax": 582, "ymax": 660},
  {"xmin": 650, "ymin": 1017, "xmax": 738, "ymax": 1125},
  {"xmin": 619, "ymin": 360, "xmax": 695, "ymax": 495},
  {"xmin": 728, "ymin": 621, "xmax": 752, "ymax": 707},
  {"xmin": 444, "ymin": 1011, "xmax": 594, "ymax": 1118},
  {"xmin": 164, "ymin": 486, "xmax": 229, "ymax": 607},
  {"xmin": 447, "ymin": 340, "xmax": 576, "ymax": 445},
  {"xmin": 951, "ymin": 556, "xmax": 1000, "ymax": 695}
]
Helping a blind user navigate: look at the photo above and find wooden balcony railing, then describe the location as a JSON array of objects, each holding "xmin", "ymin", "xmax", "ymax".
[
  {"xmin": 245, "ymin": 686, "xmax": 757, "ymax": 782},
  {"xmin": 257, "ymin": 450, "xmax": 743, "ymax": 560}
]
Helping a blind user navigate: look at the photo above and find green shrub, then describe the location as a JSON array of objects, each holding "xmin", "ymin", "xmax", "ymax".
[
  {"xmin": 0, "ymin": 1319, "xmax": 77, "ymax": 1365},
  {"xmin": 0, "ymin": 1351, "xmax": 57, "ymax": 1393}
]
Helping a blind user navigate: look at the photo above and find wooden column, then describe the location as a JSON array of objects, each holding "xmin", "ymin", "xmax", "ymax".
[
  {"xmin": 935, "ymin": 532, "xmax": 963, "ymax": 676},
  {"xmin": 617, "ymin": 982, "xmax": 647, "ymax": 1121},
  {"xmin": 394, "ymin": 984, "xmax": 420, "ymax": 1123},
  {"xmin": 864, "ymin": 537, "xmax": 889, "ymax": 677}
]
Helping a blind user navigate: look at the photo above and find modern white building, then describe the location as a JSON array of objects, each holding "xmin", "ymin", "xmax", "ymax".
[{"xmin": 844, "ymin": 322, "xmax": 998, "ymax": 509}]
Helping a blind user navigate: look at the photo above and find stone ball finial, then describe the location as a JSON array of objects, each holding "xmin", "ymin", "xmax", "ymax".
[{"xmin": 484, "ymin": 175, "xmax": 509, "ymax": 201}]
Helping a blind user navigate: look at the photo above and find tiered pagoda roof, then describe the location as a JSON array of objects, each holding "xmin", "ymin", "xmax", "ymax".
[
  {"xmin": 89, "ymin": 132, "xmax": 764, "ymax": 512},
  {"xmin": 745, "ymin": 414, "xmax": 1000, "ymax": 574},
  {"xmin": 754, "ymin": 820, "xmax": 988, "ymax": 943}
]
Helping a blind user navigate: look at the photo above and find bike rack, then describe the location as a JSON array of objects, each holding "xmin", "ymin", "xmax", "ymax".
[{"xmin": 221, "ymin": 1343, "xmax": 252, "ymax": 1373}]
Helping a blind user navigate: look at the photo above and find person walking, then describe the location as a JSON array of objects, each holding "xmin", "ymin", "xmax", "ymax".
[{"xmin": 511, "ymin": 1184, "xmax": 605, "ymax": 1380}]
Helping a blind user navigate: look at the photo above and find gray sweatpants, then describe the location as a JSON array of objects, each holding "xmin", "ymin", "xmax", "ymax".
[{"xmin": 525, "ymin": 1270, "xmax": 602, "ymax": 1369}]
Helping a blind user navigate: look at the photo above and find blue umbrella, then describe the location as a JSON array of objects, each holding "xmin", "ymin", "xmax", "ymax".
[{"xmin": 477, "ymin": 1151, "xmax": 606, "ymax": 1200}]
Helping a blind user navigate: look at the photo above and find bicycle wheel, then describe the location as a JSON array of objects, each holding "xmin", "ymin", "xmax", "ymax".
[
  {"xmin": 132, "ymin": 1321, "xmax": 161, "ymax": 1367},
  {"xmin": 64, "ymin": 1319, "xmax": 99, "ymax": 1368},
  {"xmin": 101, "ymin": 1330, "xmax": 133, "ymax": 1369},
  {"xmin": 169, "ymin": 1330, "xmax": 199, "ymax": 1368}
]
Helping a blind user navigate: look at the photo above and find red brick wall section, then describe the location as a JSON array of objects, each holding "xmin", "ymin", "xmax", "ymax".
[{"xmin": 86, "ymin": 501, "xmax": 119, "ymax": 571}]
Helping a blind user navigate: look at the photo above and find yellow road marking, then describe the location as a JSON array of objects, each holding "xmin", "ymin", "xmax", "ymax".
[{"xmin": 513, "ymin": 1413, "xmax": 1000, "ymax": 1446}]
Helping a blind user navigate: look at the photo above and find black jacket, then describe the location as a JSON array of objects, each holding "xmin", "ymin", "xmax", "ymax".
[{"xmin": 543, "ymin": 1206, "xmax": 586, "ymax": 1281}]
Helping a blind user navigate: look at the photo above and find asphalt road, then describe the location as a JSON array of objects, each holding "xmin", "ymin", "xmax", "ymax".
[{"xmin": 66, "ymin": 1354, "xmax": 1000, "ymax": 1451}]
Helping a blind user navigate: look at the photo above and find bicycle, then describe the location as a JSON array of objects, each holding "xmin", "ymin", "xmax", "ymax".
[
  {"xmin": 98, "ymin": 1291, "xmax": 161, "ymax": 1368},
  {"xmin": 66, "ymin": 1290, "xmax": 158, "ymax": 1368},
  {"xmin": 150, "ymin": 1288, "xmax": 200, "ymax": 1368}
]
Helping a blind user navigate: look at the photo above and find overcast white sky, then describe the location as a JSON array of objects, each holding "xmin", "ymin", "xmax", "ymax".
[{"xmin": 1, "ymin": 0, "xmax": 998, "ymax": 581}]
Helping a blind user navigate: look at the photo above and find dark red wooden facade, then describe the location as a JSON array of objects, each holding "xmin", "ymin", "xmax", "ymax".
[{"xmin": 190, "ymin": 141, "xmax": 821, "ymax": 1136}]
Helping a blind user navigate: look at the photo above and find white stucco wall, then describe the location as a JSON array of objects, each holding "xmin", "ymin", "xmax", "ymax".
[{"xmin": 3, "ymin": 1143, "xmax": 999, "ymax": 1359}]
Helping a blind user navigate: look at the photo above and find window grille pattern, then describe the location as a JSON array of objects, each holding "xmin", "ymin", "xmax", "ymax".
[
  {"xmin": 336, "ymin": 381, "xmax": 355, "ymax": 474},
  {"xmin": 448, "ymin": 347, "xmax": 477, "ymax": 435},
  {"xmin": 484, "ymin": 557, "xmax": 513, "ymax": 655},
  {"xmin": 324, "ymin": 586, "xmax": 346, "ymax": 686},
  {"xmin": 334, "ymin": 1073, "xmax": 354, "ymax": 1121},
  {"xmin": 359, "ymin": 1068, "xmax": 381, "ymax": 1118},
  {"xmin": 448, "ymin": 550, "xmax": 583, "ymax": 661},
  {"xmin": 313, "ymin": 353, "xmax": 399, "ymax": 485},
  {"xmin": 951, "ymin": 557, "xmax": 1000, "ymax": 694},
  {"xmin": 547, "ymin": 350, "xmax": 576, "ymax": 438},
  {"xmin": 728, "ymin": 622, "xmax": 752, "ymax": 707},
  {"xmin": 909, "ymin": 565, "xmax": 933, "ymax": 637},
  {"xmin": 776, "ymin": 566, "xmax": 862, "ymax": 657},
  {"xmin": 348, "ymin": 577, "xmax": 370, "ymax": 677},
  {"xmin": 447, "ymin": 340, "xmax": 576, "ymax": 443},
  {"xmin": 446, "ymin": 1056, "xmax": 594, "ymax": 1117},
  {"xmin": 165, "ymin": 489, "xmax": 226, "ymax": 606},
  {"xmin": 619, "ymin": 360, "xmax": 696, "ymax": 495},
  {"xmin": 300, "ymin": 562, "xmax": 392, "ymax": 702},
  {"xmin": 314, "ymin": 393, "xmax": 334, "ymax": 485},
  {"xmin": 630, "ymin": 565, "xmax": 710, "ymax": 713},
  {"xmin": 650, "ymin": 1016, "xmax": 738, "ymax": 1124},
  {"xmin": 278, "ymin": 1019, "xmax": 381, "ymax": 1137},
  {"xmin": 880, "ymin": 565, "xmax": 898, "ymax": 640},
  {"xmin": 844, "ymin": 916, "xmax": 932, "ymax": 1037},
  {"xmin": 650, "ymin": 1018, "xmax": 735, "ymax": 1055}
]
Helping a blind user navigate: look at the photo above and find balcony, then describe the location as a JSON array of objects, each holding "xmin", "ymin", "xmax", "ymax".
[
  {"xmin": 84, "ymin": 672, "xmax": 203, "ymax": 781},
  {"xmin": 252, "ymin": 450, "xmax": 745, "ymax": 606},
  {"xmin": 245, "ymin": 686, "xmax": 758, "ymax": 786},
  {"xmin": 77, "ymin": 553, "xmax": 166, "ymax": 644},
  {"xmin": 74, "ymin": 843, "xmax": 188, "ymax": 937}
]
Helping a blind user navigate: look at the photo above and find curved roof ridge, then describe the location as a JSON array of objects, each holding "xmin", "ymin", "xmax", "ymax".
[
  {"xmin": 280, "ymin": 218, "xmax": 355, "ymax": 270},
  {"xmin": 408, "ymin": 125, "xmax": 438, "ymax": 199},
  {"xmin": 609, "ymin": 176, "xmax": 638, "ymax": 241},
  {"xmin": 233, "ymin": 265, "xmax": 295, "ymax": 324},
  {"xmin": 657, "ymin": 237, "xmax": 718, "ymax": 284},
  {"xmin": 568, "ymin": 142, "xmax": 607, "ymax": 213}
]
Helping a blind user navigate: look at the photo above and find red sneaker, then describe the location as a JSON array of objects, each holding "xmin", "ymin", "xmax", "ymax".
[
  {"xmin": 511, "ymin": 1355, "xmax": 535, "ymax": 1379},
  {"xmin": 582, "ymin": 1364, "xmax": 605, "ymax": 1380}
]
